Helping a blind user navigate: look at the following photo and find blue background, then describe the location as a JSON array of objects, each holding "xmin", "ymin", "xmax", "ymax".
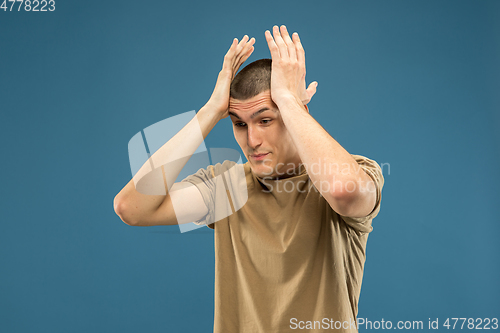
[{"xmin": 1, "ymin": 0, "xmax": 499, "ymax": 332}]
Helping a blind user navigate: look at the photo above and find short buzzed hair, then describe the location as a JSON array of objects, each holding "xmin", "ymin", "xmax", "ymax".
[{"xmin": 230, "ymin": 58, "xmax": 271, "ymax": 100}]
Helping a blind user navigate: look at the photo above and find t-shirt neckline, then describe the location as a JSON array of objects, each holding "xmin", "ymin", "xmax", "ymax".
[{"xmin": 246, "ymin": 162, "xmax": 308, "ymax": 182}]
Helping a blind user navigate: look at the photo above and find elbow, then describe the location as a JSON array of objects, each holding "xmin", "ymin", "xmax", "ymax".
[
  {"xmin": 113, "ymin": 196, "xmax": 138, "ymax": 226},
  {"xmin": 329, "ymin": 178, "xmax": 356, "ymax": 202},
  {"xmin": 327, "ymin": 178, "xmax": 362, "ymax": 216},
  {"xmin": 328, "ymin": 180, "xmax": 376, "ymax": 218},
  {"xmin": 327, "ymin": 193, "xmax": 354, "ymax": 217}
]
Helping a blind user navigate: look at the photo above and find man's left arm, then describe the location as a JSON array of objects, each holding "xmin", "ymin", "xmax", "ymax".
[{"xmin": 265, "ymin": 25, "xmax": 376, "ymax": 218}]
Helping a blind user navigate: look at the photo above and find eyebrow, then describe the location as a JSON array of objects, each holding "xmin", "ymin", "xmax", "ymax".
[{"xmin": 228, "ymin": 107, "xmax": 275, "ymax": 120}]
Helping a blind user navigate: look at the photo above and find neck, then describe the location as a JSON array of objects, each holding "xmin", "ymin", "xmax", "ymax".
[{"xmin": 255, "ymin": 162, "xmax": 305, "ymax": 180}]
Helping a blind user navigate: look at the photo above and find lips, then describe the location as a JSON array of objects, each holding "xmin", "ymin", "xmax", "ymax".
[{"xmin": 250, "ymin": 153, "xmax": 270, "ymax": 160}]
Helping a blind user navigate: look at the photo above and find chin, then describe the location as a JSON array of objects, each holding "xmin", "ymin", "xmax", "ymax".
[{"xmin": 249, "ymin": 160, "xmax": 275, "ymax": 178}]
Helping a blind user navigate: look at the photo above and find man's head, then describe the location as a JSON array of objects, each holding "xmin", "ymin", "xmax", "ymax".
[
  {"xmin": 230, "ymin": 58, "xmax": 272, "ymax": 101},
  {"xmin": 229, "ymin": 59, "xmax": 306, "ymax": 179}
]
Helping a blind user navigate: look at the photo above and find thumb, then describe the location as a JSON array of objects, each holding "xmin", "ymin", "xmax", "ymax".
[{"xmin": 306, "ymin": 81, "xmax": 318, "ymax": 99}]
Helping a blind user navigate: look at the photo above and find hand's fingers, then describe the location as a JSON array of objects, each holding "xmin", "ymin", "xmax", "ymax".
[
  {"xmin": 234, "ymin": 37, "xmax": 255, "ymax": 63},
  {"xmin": 239, "ymin": 39, "xmax": 255, "ymax": 62},
  {"xmin": 233, "ymin": 46, "xmax": 254, "ymax": 76},
  {"xmin": 223, "ymin": 38, "xmax": 238, "ymax": 69},
  {"xmin": 227, "ymin": 38, "xmax": 238, "ymax": 55},
  {"xmin": 273, "ymin": 25, "xmax": 289, "ymax": 60},
  {"xmin": 265, "ymin": 30, "xmax": 280, "ymax": 60},
  {"xmin": 223, "ymin": 35, "xmax": 250, "ymax": 72},
  {"xmin": 233, "ymin": 45, "xmax": 254, "ymax": 75},
  {"xmin": 240, "ymin": 46, "xmax": 254, "ymax": 64},
  {"xmin": 234, "ymin": 35, "xmax": 249, "ymax": 57},
  {"xmin": 233, "ymin": 37, "xmax": 255, "ymax": 72},
  {"xmin": 280, "ymin": 25, "xmax": 296, "ymax": 61},
  {"xmin": 237, "ymin": 35, "xmax": 249, "ymax": 49},
  {"xmin": 292, "ymin": 32, "xmax": 305, "ymax": 66},
  {"xmin": 225, "ymin": 35, "xmax": 249, "ymax": 62}
]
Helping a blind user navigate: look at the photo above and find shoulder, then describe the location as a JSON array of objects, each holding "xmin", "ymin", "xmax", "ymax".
[
  {"xmin": 180, "ymin": 160, "xmax": 238, "ymax": 183},
  {"xmin": 180, "ymin": 160, "xmax": 247, "ymax": 192},
  {"xmin": 212, "ymin": 160, "xmax": 239, "ymax": 176}
]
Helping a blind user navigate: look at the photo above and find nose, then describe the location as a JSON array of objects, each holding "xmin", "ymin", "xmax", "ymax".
[{"xmin": 247, "ymin": 125, "xmax": 262, "ymax": 150}]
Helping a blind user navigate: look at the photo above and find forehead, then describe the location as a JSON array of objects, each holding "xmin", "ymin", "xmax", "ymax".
[{"xmin": 229, "ymin": 91, "xmax": 278, "ymax": 114}]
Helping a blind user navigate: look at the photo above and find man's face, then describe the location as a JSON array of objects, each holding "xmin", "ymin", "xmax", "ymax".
[{"xmin": 228, "ymin": 90, "xmax": 302, "ymax": 179}]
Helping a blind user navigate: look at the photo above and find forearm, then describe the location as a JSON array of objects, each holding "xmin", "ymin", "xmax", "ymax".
[
  {"xmin": 264, "ymin": 25, "xmax": 376, "ymax": 217},
  {"xmin": 145, "ymin": 102, "xmax": 221, "ymax": 191},
  {"xmin": 114, "ymin": 103, "xmax": 221, "ymax": 221},
  {"xmin": 275, "ymin": 96, "xmax": 372, "ymax": 199},
  {"xmin": 114, "ymin": 34, "xmax": 255, "ymax": 225}
]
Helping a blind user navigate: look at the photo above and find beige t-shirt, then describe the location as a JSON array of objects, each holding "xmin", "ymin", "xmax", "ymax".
[{"xmin": 181, "ymin": 154, "xmax": 384, "ymax": 333}]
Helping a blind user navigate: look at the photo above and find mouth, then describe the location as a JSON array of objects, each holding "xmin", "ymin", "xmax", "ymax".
[{"xmin": 250, "ymin": 153, "xmax": 270, "ymax": 161}]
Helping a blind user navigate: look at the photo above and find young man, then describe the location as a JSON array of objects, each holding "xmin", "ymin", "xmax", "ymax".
[{"xmin": 114, "ymin": 25, "xmax": 384, "ymax": 333}]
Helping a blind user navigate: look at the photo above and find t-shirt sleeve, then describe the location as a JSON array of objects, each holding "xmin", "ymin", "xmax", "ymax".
[
  {"xmin": 179, "ymin": 164, "xmax": 217, "ymax": 230},
  {"xmin": 339, "ymin": 154, "xmax": 385, "ymax": 234},
  {"xmin": 179, "ymin": 160, "xmax": 240, "ymax": 230}
]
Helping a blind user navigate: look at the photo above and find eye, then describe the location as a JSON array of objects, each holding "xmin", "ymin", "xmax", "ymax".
[
  {"xmin": 234, "ymin": 122, "xmax": 246, "ymax": 127},
  {"xmin": 261, "ymin": 119, "xmax": 272, "ymax": 125}
]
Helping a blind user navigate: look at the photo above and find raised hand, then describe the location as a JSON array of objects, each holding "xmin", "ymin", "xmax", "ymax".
[
  {"xmin": 265, "ymin": 25, "xmax": 317, "ymax": 106},
  {"xmin": 207, "ymin": 35, "xmax": 255, "ymax": 118}
]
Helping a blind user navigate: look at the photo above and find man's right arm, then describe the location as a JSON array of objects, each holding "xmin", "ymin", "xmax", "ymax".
[
  {"xmin": 113, "ymin": 35, "xmax": 255, "ymax": 226},
  {"xmin": 113, "ymin": 103, "xmax": 221, "ymax": 226}
]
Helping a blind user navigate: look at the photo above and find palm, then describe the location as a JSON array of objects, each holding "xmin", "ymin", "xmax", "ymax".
[
  {"xmin": 265, "ymin": 26, "xmax": 317, "ymax": 107},
  {"xmin": 208, "ymin": 35, "xmax": 255, "ymax": 117}
]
